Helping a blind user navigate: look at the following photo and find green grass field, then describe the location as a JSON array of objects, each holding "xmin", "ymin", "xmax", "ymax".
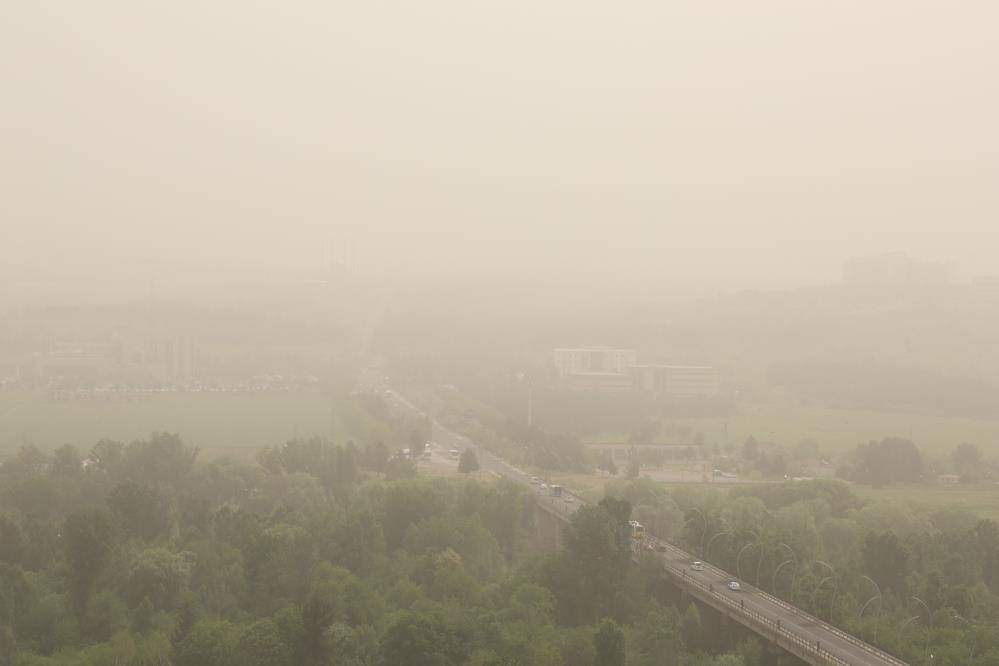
[
  {"xmin": 545, "ymin": 471, "xmax": 999, "ymax": 521},
  {"xmin": 583, "ymin": 403, "xmax": 999, "ymax": 460},
  {"xmin": 851, "ymin": 483, "xmax": 999, "ymax": 521},
  {"xmin": 0, "ymin": 390, "xmax": 374, "ymax": 458}
]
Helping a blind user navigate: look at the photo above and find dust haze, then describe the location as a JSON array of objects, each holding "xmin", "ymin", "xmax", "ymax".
[
  {"xmin": 2, "ymin": 3, "xmax": 999, "ymax": 665},
  {"xmin": 5, "ymin": 1, "xmax": 999, "ymax": 292}
]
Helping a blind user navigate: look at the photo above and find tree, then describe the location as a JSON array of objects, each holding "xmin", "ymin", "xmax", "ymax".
[
  {"xmin": 121, "ymin": 432, "xmax": 198, "ymax": 488},
  {"xmin": 631, "ymin": 605, "xmax": 683, "ymax": 666},
  {"xmin": 64, "ymin": 510, "xmax": 115, "ymax": 632},
  {"xmin": 233, "ymin": 619, "xmax": 293, "ymax": 666},
  {"xmin": 952, "ymin": 443, "xmax": 984, "ymax": 481},
  {"xmin": 593, "ymin": 619, "xmax": 626, "ymax": 666},
  {"xmin": 0, "ymin": 624, "xmax": 14, "ymax": 666},
  {"xmin": 365, "ymin": 440, "xmax": 389, "ymax": 473},
  {"xmin": 106, "ymin": 482, "xmax": 169, "ymax": 542},
  {"xmin": 743, "ymin": 436, "xmax": 759, "ymax": 460},
  {"xmin": 597, "ymin": 452, "xmax": 618, "ymax": 476},
  {"xmin": 849, "ymin": 438, "xmax": 922, "ymax": 486},
  {"xmin": 124, "ymin": 548, "xmax": 195, "ymax": 610},
  {"xmin": 409, "ymin": 430, "xmax": 427, "ymax": 459},
  {"xmin": 381, "ymin": 611, "xmax": 466, "ymax": 666},
  {"xmin": 862, "ymin": 531, "xmax": 909, "ymax": 597},
  {"xmin": 385, "ymin": 456, "xmax": 417, "ymax": 481},
  {"xmin": 975, "ymin": 519, "xmax": 999, "ymax": 592},
  {"xmin": 10, "ymin": 445, "xmax": 48, "ymax": 478},
  {"xmin": 554, "ymin": 500, "xmax": 633, "ymax": 622},
  {"xmin": 175, "ymin": 619, "xmax": 238, "ymax": 666},
  {"xmin": 626, "ymin": 457, "xmax": 641, "ymax": 479},
  {"xmin": 458, "ymin": 449, "xmax": 480, "ymax": 474},
  {"xmin": 51, "ymin": 445, "xmax": 82, "ymax": 477},
  {"xmin": 0, "ymin": 515, "xmax": 23, "ymax": 566},
  {"xmin": 88, "ymin": 439, "xmax": 124, "ymax": 476}
]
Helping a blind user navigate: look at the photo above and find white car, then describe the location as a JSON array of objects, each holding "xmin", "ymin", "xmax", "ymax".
[
  {"xmin": 727, "ymin": 581, "xmax": 741, "ymax": 591},
  {"xmin": 691, "ymin": 561, "xmax": 705, "ymax": 571},
  {"xmin": 540, "ymin": 483, "xmax": 548, "ymax": 491}
]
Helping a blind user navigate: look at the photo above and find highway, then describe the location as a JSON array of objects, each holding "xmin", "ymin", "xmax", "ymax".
[{"xmin": 380, "ymin": 385, "xmax": 907, "ymax": 666}]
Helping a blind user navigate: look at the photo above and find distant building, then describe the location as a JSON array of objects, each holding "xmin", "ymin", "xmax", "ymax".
[
  {"xmin": 553, "ymin": 347, "xmax": 637, "ymax": 392},
  {"xmin": 553, "ymin": 347, "xmax": 636, "ymax": 376},
  {"xmin": 561, "ymin": 372, "xmax": 635, "ymax": 392},
  {"xmin": 553, "ymin": 347, "xmax": 720, "ymax": 395},
  {"xmin": 630, "ymin": 365, "xmax": 719, "ymax": 396},
  {"xmin": 42, "ymin": 341, "xmax": 121, "ymax": 381},
  {"xmin": 587, "ymin": 443, "xmax": 701, "ymax": 462},
  {"xmin": 843, "ymin": 252, "xmax": 953, "ymax": 288}
]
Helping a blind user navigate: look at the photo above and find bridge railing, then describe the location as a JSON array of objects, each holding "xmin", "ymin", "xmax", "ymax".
[
  {"xmin": 538, "ymin": 501, "xmax": 906, "ymax": 666},
  {"xmin": 430, "ymin": 424, "xmax": 905, "ymax": 666},
  {"xmin": 641, "ymin": 537, "xmax": 907, "ymax": 666},
  {"xmin": 663, "ymin": 564, "xmax": 851, "ymax": 666}
]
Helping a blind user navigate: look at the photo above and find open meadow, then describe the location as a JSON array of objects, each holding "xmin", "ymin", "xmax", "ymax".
[
  {"xmin": 0, "ymin": 390, "xmax": 380, "ymax": 459},
  {"xmin": 581, "ymin": 403, "xmax": 999, "ymax": 460},
  {"xmin": 543, "ymin": 470, "xmax": 999, "ymax": 521}
]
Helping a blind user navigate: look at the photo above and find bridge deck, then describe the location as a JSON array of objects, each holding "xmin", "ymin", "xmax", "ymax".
[{"xmin": 388, "ymin": 389, "xmax": 908, "ymax": 666}]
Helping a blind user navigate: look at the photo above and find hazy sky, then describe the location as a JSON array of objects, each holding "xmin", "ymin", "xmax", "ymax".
[{"xmin": 4, "ymin": 1, "xmax": 998, "ymax": 288}]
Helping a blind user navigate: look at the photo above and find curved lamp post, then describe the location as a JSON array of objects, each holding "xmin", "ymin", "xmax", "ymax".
[
  {"xmin": 706, "ymin": 531, "xmax": 731, "ymax": 566},
  {"xmin": 687, "ymin": 507, "xmax": 708, "ymax": 556},
  {"xmin": 812, "ymin": 576, "xmax": 834, "ymax": 617},
  {"xmin": 737, "ymin": 542, "xmax": 758, "ymax": 581},
  {"xmin": 755, "ymin": 542, "xmax": 769, "ymax": 587},
  {"xmin": 816, "ymin": 561, "xmax": 837, "ymax": 621},
  {"xmin": 912, "ymin": 597, "xmax": 933, "ymax": 665},
  {"xmin": 776, "ymin": 543, "xmax": 797, "ymax": 599},
  {"xmin": 952, "ymin": 615, "xmax": 975, "ymax": 666},
  {"xmin": 773, "ymin": 559, "xmax": 795, "ymax": 600},
  {"xmin": 859, "ymin": 575, "xmax": 883, "ymax": 642},
  {"xmin": 897, "ymin": 615, "xmax": 921, "ymax": 653}
]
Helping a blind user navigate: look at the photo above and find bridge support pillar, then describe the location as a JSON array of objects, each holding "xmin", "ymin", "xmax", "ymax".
[{"xmin": 763, "ymin": 640, "xmax": 785, "ymax": 666}]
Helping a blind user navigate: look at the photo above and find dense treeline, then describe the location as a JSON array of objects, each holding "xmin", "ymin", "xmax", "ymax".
[
  {"xmin": 609, "ymin": 478, "xmax": 999, "ymax": 664},
  {"xmin": 0, "ymin": 433, "xmax": 763, "ymax": 665}
]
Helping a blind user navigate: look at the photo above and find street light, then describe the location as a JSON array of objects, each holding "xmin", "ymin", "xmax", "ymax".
[
  {"xmin": 687, "ymin": 507, "xmax": 708, "ymax": 556},
  {"xmin": 897, "ymin": 615, "xmax": 920, "ymax": 652},
  {"xmin": 754, "ymin": 538, "xmax": 773, "ymax": 588},
  {"xmin": 812, "ymin": 576, "xmax": 833, "ymax": 616},
  {"xmin": 911, "ymin": 597, "xmax": 934, "ymax": 665},
  {"xmin": 816, "ymin": 561, "xmax": 837, "ymax": 621},
  {"xmin": 776, "ymin": 542, "xmax": 796, "ymax": 568},
  {"xmin": 775, "ymin": 543, "xmax": 797, "ymax": 599},
  {"xmin": 859, "ymin": 576, "xmax": 883, "ymax": 642},
  {"xmin": 952, "ymin": 615, "xmax": 975, "ymax": 666},
  {"xmin": 773, "ymin": 559, "xmax": 795, "ymax": 599},
  {"xmin": 737, "ymin": 542, "xmax": 758, "ymax": 580},
  {"xmin": 705, "ymin": 531, "xmax": 731, "ymax": 566}
]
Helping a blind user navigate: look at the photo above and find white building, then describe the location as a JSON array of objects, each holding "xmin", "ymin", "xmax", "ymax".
[
  {"xmin": 553, "ymin": 347, "xmax": 637, "ymax": 377},
  {"xmin": 630, "ymin": 365, "xmax": 719, "ymax": 396}
]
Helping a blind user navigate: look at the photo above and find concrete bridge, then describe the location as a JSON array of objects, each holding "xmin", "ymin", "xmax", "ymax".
[
  {"xmin": 385, "ymin": 388, "xmax": 909, "ymax": 666},
  {"xmin": 530, "ymin": 496, "xmax": 906, "ymax": 666}
]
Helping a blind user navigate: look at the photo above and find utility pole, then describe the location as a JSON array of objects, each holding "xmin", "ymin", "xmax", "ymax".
[{"xmin": 527, "ymin": 384, "xmax": 533, "ymax": 427}]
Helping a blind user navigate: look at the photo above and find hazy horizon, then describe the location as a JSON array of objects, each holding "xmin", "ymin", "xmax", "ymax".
[{"xmin": 4, "ymin": 1, "xmax": 999, "ymax": 291}]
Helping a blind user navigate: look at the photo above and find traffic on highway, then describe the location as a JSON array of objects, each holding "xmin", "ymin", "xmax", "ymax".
[{"xmin": 379, "ymin": 383, "xmax": 907, "ymax": 666}]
